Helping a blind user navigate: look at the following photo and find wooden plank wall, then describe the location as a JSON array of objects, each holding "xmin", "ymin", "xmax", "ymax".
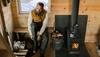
[
  {"xmin": 12, "ymin": 0, "xmax": 100, "ymax": 42},
  {"xmin": 11, "ymin": 0, "xmax": 18, "ymax": 28},
  {"xmin": 50, "ymin": 0, "xmax": 100, "ymax": 42}
]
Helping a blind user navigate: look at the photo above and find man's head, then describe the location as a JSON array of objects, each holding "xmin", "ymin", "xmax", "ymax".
[{"xmin": 35, "ymin": 2, "xmax": 44, "ymax": 14}]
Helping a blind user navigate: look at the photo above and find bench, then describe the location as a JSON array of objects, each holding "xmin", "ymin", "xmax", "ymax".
[
  {"xmin": 13, "ymin": 27, "xmax": 28, "ymax": 33},
  {"xmin": 13, "ymin": 27, "xmax": 54, "ymax": 39},
  {"xmin": 13, "ymin": 27, "xmax": 28, "ymax": 40}
]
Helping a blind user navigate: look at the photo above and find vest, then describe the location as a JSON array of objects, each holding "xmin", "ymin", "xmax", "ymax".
[{"xmin": 31, "ymin": 9, "xmax": 47, "ymax": 23}]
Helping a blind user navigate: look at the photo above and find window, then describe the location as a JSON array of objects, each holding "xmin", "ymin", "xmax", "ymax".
[{"xmin": 18, "ymin": 0, "xmax": 48, "ymax": 13}]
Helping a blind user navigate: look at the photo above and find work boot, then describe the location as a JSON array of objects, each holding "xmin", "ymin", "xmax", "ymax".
[
  {"xmin": 25, "ymin": 49, "xmax": 35, "ymax": 57},
  {"xmin": 40, "ymin": 54, "xmax": 44, "ymax": 57}
]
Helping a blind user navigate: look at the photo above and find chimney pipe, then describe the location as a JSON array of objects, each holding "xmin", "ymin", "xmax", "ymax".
[{"xmin": 71, "ymin": 0, "xmax": 80, "ymax": 31}]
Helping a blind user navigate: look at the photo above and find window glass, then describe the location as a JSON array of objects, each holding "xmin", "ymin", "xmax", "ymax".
[{"xmin": 19, "ymin": 0, "xmax": 48, "ymax": 13}]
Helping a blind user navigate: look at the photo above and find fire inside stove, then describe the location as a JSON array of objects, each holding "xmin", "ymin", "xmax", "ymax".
[
  {"xmin": 71, "ymin": 39, "xmax": 79, "ymax": 49},
  {"xmin": 72, "ymin": 42, "xmax": 79, "ymax": 49},
  {"xmin": 69, "ymin": 39, "xmax": 80, "ymax": 54}
]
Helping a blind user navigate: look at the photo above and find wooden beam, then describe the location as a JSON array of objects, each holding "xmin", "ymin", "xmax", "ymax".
[
  {"xmin": 0, "ymin": 0, "xmax": 8, "ymax": 37},
  {"xmin": 0, "ymin": 0, "xmax": 14, "ymax": 52}
]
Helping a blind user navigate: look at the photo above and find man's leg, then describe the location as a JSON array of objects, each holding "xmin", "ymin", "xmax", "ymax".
[
  {"xmin": 40, "ymin": 31, "xmax": 49, "ymax": 57},
  {"xmin": 25, "ymin": 48, "xmax": 35, "ymax": 57},
  {"xmin": 25, "ymin": 23, "xmax": 36, "ymax": 57}
]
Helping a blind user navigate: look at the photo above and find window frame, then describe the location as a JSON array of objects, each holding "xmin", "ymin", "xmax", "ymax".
[
  {"xmin": 17, "ymin": 0, "xmax": 51, "ymax": 14},
  {"xmin": 17, "ymin": 0, "xmax": 29, "ymax": 14}
]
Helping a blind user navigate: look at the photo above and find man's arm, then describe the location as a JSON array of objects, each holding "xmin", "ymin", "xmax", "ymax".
[
  {"xmin": 39, "ymin": 13, "xmax": 48, "ymax": 35},
  {"xmin": 28, "ymin": 11, "xmax": 32, "ymax": 36}
]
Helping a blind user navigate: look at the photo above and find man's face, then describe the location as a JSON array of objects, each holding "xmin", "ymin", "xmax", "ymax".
[{"xmin": 35, "ymin": 5, "xmax": 43, "ymax": 14}]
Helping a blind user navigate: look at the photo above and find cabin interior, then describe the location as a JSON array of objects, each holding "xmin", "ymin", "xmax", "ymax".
[{"xmin": 0, "ymin": 0, "xmax": 100, "ymax": 57}]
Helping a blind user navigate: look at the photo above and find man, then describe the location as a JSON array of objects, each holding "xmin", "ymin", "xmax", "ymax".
[{"xmin": 26, "ymin": 2, "xmax": 48, "ymax": 57}]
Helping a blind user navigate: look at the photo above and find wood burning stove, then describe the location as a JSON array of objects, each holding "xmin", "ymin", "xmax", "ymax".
[
  {"xmin": 68, "ymin": 0, "xmax": 80, "ymax": 54},
  {"xmin": 54, "ymin": 14, "xmax": 88, "ymax": 57},
  {"xmin": 53, "ymin": 0, "xmax": 89, "ymax": 57}
]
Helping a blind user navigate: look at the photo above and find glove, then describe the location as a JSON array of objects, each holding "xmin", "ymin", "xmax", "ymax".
[
  {"xmin": 37, "ymin": 31, "xmax": 42, "ymax": 36},
  {"xmin": 37, "ymin": 31, "xmax": 42, "ymax": 41},
  {"xmin": 37, "ymin": 35, "xmax": 42, "ymax": 41}
]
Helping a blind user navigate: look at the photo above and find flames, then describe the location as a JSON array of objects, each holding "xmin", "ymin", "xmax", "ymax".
[{"xmin": 72, "ymin": 42, "xmax": 79, "ymax": 49}]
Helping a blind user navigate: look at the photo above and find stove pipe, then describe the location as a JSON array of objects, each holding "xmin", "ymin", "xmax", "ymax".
[{"xmin": 71, "ymin": 0, "xmax": 80, "ymax": 31}]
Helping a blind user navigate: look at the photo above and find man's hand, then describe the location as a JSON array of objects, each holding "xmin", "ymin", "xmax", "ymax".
[
  {"xmin": 37, "ymin": 35, "xmax": 41, "ymax": 41},
  {"xmin": 37, "ymin": 31, "xmax": 42, "ymax": 36},
  {"xmin": 37, "ymin": 31, "xmax": 42, "ymax": 41}
]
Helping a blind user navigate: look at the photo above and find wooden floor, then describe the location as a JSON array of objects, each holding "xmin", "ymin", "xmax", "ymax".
[
  {"xmin": 33, "ymin": 42, "xmax": 100, "ymax": 57},
  {"xmin": 0, "ymin": 50, "xmax": 14, "ymax": 57},
  {"xmin": 0, "ymin": 42, "xmax": 99, "ymax": 57},
  {"xmin": 85, "ymin": 42, "xmax": 99, "ymax": 57},
  {"xmin": 0, "ymin": 32, "xmax": 100, "ymax": 57}
]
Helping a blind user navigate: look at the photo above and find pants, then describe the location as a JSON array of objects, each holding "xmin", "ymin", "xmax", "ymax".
[{"xmin": 25, "ymin": 22, "xmax": 49, "ymax": 57}]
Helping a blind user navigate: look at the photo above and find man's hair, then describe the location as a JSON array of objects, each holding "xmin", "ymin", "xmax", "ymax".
[{"xmin": 37, "ymin": 2, "xmax": 44, "ymax": 8}]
